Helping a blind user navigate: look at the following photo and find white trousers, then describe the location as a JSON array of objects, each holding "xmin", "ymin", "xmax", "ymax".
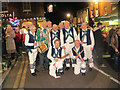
[
  {"xmin": 49, "ymin": 61, "xmax": 63, "ymax": 78},
  {"xmin": 74, "ymin": 59, "xmax": 86, "ymax": 75},
  {"xmin": 65, "ymin": 43, "xmax": 74, "ymax": 67},
  {"xmin": 28, "ymin": 49, "xmax": 38, "ymax": 73},
  {"xmin": 83, "ymin": 45, "xmax": 94, "ymax": 68}
]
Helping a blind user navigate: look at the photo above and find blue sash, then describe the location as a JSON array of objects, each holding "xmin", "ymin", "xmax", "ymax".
[
  {"xmin": 52, "ymin": 32, "xmax": 59, "ymax": 41},
  {"xmin": 28, "ymin": 32, "xmax": 37, "ymax": 53},
  {"xmin": 53, "ymin": 49, "xmax": 60, "ymax": 58},
  {"xmin": 65, "ymin": 29, "xmax": 73, "ymax": 40}
]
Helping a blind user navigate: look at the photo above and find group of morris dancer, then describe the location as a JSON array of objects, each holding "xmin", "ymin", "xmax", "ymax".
[{"xmin": 25, "ymin": 20, "xmax": 95, "ymax": 78}]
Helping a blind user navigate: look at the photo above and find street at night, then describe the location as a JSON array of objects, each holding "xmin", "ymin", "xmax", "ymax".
[
  {"xmin": 2, "ymin": 48, "xmax": 120, "ymax": 88},
  {"xmin": 2, "ymin": 53, "xmax": 120, "ymax": 88},
  {"xmin": 1, "ymin": 1, "xmax": 120, "ymax": 89}
]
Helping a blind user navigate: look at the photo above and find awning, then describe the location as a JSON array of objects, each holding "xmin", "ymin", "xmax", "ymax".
[{"xmin": 95, "ymin": 7, "xmax": 118, "ymax": 22}]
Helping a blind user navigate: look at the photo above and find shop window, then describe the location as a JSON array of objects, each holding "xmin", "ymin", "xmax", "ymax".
[
  {"xmin": 104, "ymin": 6, "xmax": 107, "ymax": 15},
  {"xmin": 23, "ymin": 2, "xmax": 31, "ymax": 13},
  {"xmin": 1, "ymin": 2, "xmax": 8, "ymax": 13}
]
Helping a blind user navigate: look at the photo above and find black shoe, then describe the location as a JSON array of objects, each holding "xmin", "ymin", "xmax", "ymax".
[
  {"xmin": 35, "ymin": 69, "xmax": 39, "ymax": 73},
  {"xmin": 82, "ymin": 73, "xmax": 86, "ymax": 76},
  {"xmin": 45, "ymin": 68, "xmax": 49, "ymax": 70},
  {"xmin": 89, "ymin": 68, "xmax": 92, "ymax": 71},
  {"xmin": 42, "ymin": 70, "xmax": 46, "ymax": 72},
  {"xmin": 65, "ymin": 67, "xmax": 70, "ymax": 71},
  {"xmin": 60, "ymin": 72, "xmax": 64, "ymax": 75},
  {"xmin": 72, "ymin": 67, "xmax": 74, "ymax": 71},
  {"xmin": 57, "ymin": 72, "xmax": 64, "ymax": 76},
  {"xmin": 31, "ymin": 73, "xmax": 37, "ymax": 76},
  {"xmin": 8, "ymin": 61, "xmax": 11, "ymax": 68}
]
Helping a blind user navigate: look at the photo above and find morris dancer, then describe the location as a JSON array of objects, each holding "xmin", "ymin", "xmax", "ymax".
[
  {"xmin": 25, "ymin": 25, "xmax": 38, "ymax": 76},
  {"xmin": 49, "ymin": 24, "xmax": 63, "ymax": 47},
  {"xmin": 47, "ymin": 20, "xmax": 52, "ymax": 31},
  {"xmin": 47, "ymin": 39, "xmax": 65, "ymax": 78},
  {"xmin": 37, "ymin": 21, "xmax": 49, "ymax": 72},
  {"xmin": 78, "ymin": 22, "xmax": 95, "ymax": 71},
  {"xmin": 59, "ymin": 22, "xmax": 64, "ymax": 31},
  {"xmin": 71, "ymin": 40, "xmax": 86, "ymax": 76},
  {"xmin": 61, "ymin": 21, "xmax": 77, "ymax": 70}
]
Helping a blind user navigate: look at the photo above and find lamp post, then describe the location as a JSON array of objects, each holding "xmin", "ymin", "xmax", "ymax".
[{"xmin": 66, "ymin": 13, "xmax": 71, "ymax": 22}]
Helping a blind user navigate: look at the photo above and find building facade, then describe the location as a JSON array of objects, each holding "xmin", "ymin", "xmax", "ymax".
[
  {"xmin": 76, "ymin": 2, "xmax": 118, "ymax": 24},
  {"xmin": 1, "ymin": 2, "xmax": 45, "ymax": 27}
]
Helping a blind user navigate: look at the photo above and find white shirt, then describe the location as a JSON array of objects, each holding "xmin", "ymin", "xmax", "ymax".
[
  {"xmin": 49, "ymin": 30, "xmax": 60, "ymax": 47},
  {"xmin": 61, "ymin": 27, "xmax": 77, "ymax": 47},
  {"xmin": 41, "ymin": 27, "xmax": 49, "ymax": 37},
  {"xmin": 20, "ymin": 28, "xmax": 28, "ymax": 34},
  {"xmin": 25, "ymin": 31, "xmax": 38, "ymax": 49},
  {"xmin": 47, "ymin": 46, "xmax": 65, "ymax": 63},
  {"xmin": 71, "ymin": 47, "xmax": 85, "ymax": 61},
  {"xmin": 82, "ymin": 29, "xmax": 87, "ymax": 43},
  {"xmin": 78, "ymin": 29, "xmax": 95, "ymax": 48}
]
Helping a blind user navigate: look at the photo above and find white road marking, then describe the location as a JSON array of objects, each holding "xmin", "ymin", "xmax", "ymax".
[{"xmin": 93, "ymin": 66, "xmax": 120, "ymax": 85}]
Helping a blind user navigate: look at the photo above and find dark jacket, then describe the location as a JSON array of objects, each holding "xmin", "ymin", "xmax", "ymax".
[
  {"xmin": 94, "ymin": 29, "xmax": 104, "ymax": 48},
  {"xmin": 15, "ymin": 32, "xmax": 21, "ymax": 43},
  {"xmin": 109, "ymin": 29, "xmax": 116, "ymax": 44},
  {"xmin": 111, "ymin": 33, "xmax": 120, "ymax": 51}
]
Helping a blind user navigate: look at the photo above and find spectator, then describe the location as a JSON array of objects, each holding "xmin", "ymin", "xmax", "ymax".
[
  {"xmin": 108, "ymin": 25, "xmax": 117, "ymax": 57},
  {"xmin": 93, "ymin": 22, "xmax": 106, "ymax": 67},
  {"xmin": 2, "ymin": 27, "xmax": 7, "ymax": 57},
  {"xmin": 15, "ymin": 27, "xmax": 21, "ymax": 55},
  {"xmin": 5, "ymin": 24, "xmax": 16, "ymax": 65},
  {"xmin": 20, "ymin": 26, "xmax": 28, "ymax": 34},
  {"xmin": 109, "ymin": 25, "xmax": 117, "ymax": 44},
  {"xmin": 21, "ymin": 29, "xmax": 27, "ymax": 53},
  {"xmin": 111, "ymin": 27, "xmax": 120, "ymax": 71}
]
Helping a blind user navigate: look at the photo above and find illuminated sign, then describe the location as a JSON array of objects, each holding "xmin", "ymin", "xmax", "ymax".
[
  {"xmin": 9, "ymin": 17, "xmax": 20, "ymax": 27},
  {"xmin": 47, "ymin": 4, "xmax": 53, "ymax": 13},
  {"xmin": 0, "ymin": 13, "xmax": 12, "ymax": 18}
]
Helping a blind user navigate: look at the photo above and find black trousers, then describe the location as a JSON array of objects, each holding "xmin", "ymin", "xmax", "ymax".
[
  {"xmin": 39, "ymin": 51, "xmax": 49, "ymax": 70},
  {"xmin": 114, "ymin": 52, "xmax": 120, "ymax": 71},
  {"xmin": 108, "ymin": 46, "xmax": 115, "ymax": 58},
  {"xmin": 94, "ymin": 47, "xmax": 104, "ymax": 66},
  {"xmin": 16, "ymin": 42, "xmax": 21, "ymax": 54},
  {"xmin": 2, "ymin": 40, "xmax": 7, "ymax": 55}
]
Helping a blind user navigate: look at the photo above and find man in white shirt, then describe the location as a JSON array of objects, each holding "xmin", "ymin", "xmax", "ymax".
[
  {"xmin": 47, "ymin": 20, "xmax": 52, "ymax": 32},
  {"xmin": 20, "ymin": 26, "xmax": 28, "ymax": 34},
  {"xmin": 49, "ymin": 24, "xmax": 62, "ymax": 47},
  {"xmin": 71, "ymin": 40, "xmax": 86, "ymax": 76},
  {"xmin": 61, "ymin": 21, "xmax": 77, "ymax": 71},
  {"xmin": 25, "ymin": 25, "xmax": 38, "ymax": 76},
  {"xmin": 78, "ymin": 22, "xmax": 95, "ymax": 71},
  {"xmin": 47, "ymin": 39, "xmax": 65, "ymax": 78},
  {"xmin": 59, "ymin": 22, "xmax": 64, "ymax": 30}
]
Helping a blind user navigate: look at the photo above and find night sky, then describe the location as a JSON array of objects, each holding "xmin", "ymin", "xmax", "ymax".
[{"xmin": 44, "ymin": 2, "xmax": 88, "ymax": 24}]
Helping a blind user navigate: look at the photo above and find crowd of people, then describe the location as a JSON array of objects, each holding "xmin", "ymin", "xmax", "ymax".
[{"xmin": 2, "ymin": 20, "xmax": 120, "ymax": 78}]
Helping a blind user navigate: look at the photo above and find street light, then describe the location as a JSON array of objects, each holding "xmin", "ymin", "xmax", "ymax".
[
  {"xmin": 67, "ymin": 13, "xmax": 70, "ymax": 18},
  {"xmin": 93, "ymin": 0, "xmax": 98, "ymax": 4}
]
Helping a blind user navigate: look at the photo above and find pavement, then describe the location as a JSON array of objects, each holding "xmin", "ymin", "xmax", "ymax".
[{"xmin": 1, "ymin": 53, "xmax": 120, "ymax": 89}]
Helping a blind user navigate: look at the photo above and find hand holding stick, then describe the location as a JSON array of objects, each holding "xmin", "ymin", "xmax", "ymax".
[{"xmin": 73, "ymin": 49, "xmax": 84, "ymax": 62}]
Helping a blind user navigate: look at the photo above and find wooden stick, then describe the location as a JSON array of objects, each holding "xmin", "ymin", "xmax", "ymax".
[
  {"xmin": 60, "ymin": 53, "xmax": 69, "ymax": 59},
  {"xmin": 53, "ymin": 53, "xmax": 69, "ymax": 66},
  {"xmin": 73, "ymin": 48, "xmax": 84, "ymax": 61},
  {"xmin": 78, "ymin": 50, "xmax": 84, "ymax": 56}
]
